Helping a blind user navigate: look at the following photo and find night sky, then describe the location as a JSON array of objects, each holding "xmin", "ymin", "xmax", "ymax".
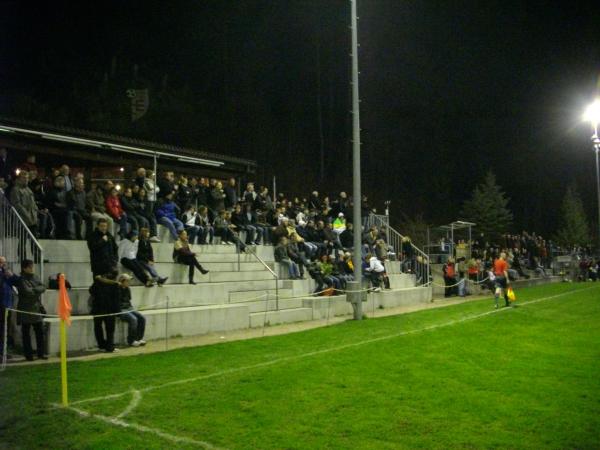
[{"xmin": 1, "ymin": 1, "xmax": 600, "ymax": 236}]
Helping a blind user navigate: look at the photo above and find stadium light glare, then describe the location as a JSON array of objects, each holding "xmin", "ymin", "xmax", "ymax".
[{"xmin": 583, "ymin": 99, "xmax": 600, "ymax": 127}]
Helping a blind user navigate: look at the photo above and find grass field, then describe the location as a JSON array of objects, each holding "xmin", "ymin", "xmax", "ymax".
[{"xmin": 1, "ymin": 282, "xmax": 600, "ymax": 449}]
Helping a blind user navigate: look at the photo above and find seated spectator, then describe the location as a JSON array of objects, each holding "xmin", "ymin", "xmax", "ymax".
[
  {"xmin": 365, "ymin": 253, "xmax": 385, "ymax": 292},
  {"xmin": 214, "ymin": 210, "xmax": 246, "ymax": 250},
  {"xmin": 118, "ymin": 231, "xmax": 154, "ymax": 287},
  {"xmin": 106, "ymin": 187, "xmax": 136, "ymax": 238},
  {"xmin": 87, "ymin": 218, "xmax": 118, "ymax": 278},
  {"xmin": 337, "ymin": 252, "xmax": 355, "ymax": 286},
  {"xmin": 10, "ymin": 171, "xmax": 39, "ymax": 237},
  {"xmin": 157, "ymin": 171, "xmax": 175, "ymax": 200},
  {"xmin": 90, "ymin": 270, "xmax": 120, "ymax": 352},
  {"xmin": 173, "ymin": 230, "xmax": 209, "ymax": 285},
  {"xmin": 286, "ymin": 236, "xmax": 309, "ymax": 279},
  {"xmin": 332, "ymin": 213, "xmax": 347, "ymax": 235},
  {"xmin": 155, "ymin": 193, "xmax": 184, "ymax": 240},
  {"xmin": 231, "ymin": 203, "xmax": 263, "ymax": 245},
  {"xmin": 117, "ymin": 274, "xmax": 147, "ymax": 347},
  {"xmin": 10, "ymin": 259, "xmax": 46, "ymax": 361},
  {"xmin": 197, "ymin": 206, "xmax": 214, "ymax": 244},
  {"xmin": 339, "ymin": 222, "xmax": 354, "ymax": 250},
  {"xmin": 30, "ymin": 175, "xmax": 55, "ymax": 238},
  {"xmin": 68, "ymin": 177, "xmax": 92, "ymax": 239},
  {"xmin": 182, "ymin": 205, "xmax": 202, "ymax": 244},
  {"xmin": 136, "ymin": 188, "xmax": 160, "ymax": 242},
  {"xmin": 307, "ymin": 260, "xmax": 331, "ymax": 294},
  {"xmin": 46, "ymin": 175, "xmax": 71, "ymax": 239},
  {"xmin": 243, "ymin": 182, "xmax": 258, "ymax": 208},
  {"xmin": 275, "ymin": 237, "xmax": 301, "ymax": 279},
  {"xmin": 136, "ymin": 227, "xmax": 168, "ymax": 286},
  {"xmin": 86, "ymin": 182, "xmax": 114, "ymax": 230},
  {"xmin": 120, "ymin": 186, "xmax": 149, "ymax": 235},
  {"xmin": 318, "ymin": 254, "xmax": 341, "ymax": 290}
]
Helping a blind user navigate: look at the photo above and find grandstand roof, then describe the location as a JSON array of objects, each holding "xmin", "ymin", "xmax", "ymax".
[{"xmin": 0, "ymin": 117, "xmax": 257, "ymax": 172}]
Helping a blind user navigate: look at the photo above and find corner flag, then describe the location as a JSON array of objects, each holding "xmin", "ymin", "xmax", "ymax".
[{"xmin": 57, "ymin": 274, "xmax": 72, "ymax": 326}]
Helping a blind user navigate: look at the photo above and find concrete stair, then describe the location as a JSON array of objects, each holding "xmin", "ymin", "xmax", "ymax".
[{"xmin": 28, "ymin": 225, "xmax": 435, "ymax": 355}]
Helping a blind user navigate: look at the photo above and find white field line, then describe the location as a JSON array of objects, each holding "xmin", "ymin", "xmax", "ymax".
[
  {"xmin": 116, "ymin": 389, "xmax": 142, "ymax": 419},
  {"xmin": 69, "ymin": 285, "xmax": 597, "ymax": 408},
  {"xmin": 52, "ymin": 403, "xmax": 223, "ymax": 449}
]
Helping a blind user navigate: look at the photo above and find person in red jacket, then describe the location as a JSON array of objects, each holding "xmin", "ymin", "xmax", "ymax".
[
  {"xmin": 105, "ymin": 187, "xmax": 137, "ymax": 239},
  {"xmin": 493, "ymin": 252, "xmax": 511, "ymax": 309},
  {"xmin": 443, "ymin": 258, "xmax": 458, "ymax": 297}
]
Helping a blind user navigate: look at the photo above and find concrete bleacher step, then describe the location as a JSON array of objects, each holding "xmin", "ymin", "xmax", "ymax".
[
  {"xmin": 43, "ymin": 279, "xmax": 290, "ymax": 315},
  {"xmin": 45, "ymin": 303, "xmax": 251, "ymax": 355},
  {"xmin": 249, "ymin": 307, "xmax": 314, "ymax": 328},
  {"xmin": 228, "ymin": 288, "xmax": 293, "ymax": 302},
  {"xmin": 388, "ymin": 273, "xmax": 417, "ymax": 289},
  {"xmin": 239, "ymin": 297, "xmax": 305, "ymax": 314},
  {"xmin": 39, "ymin": 239, "xmax": 275, "ymax": 264},
  {"xmin": 41, "ymin": 261, "xmax": 275, "ymax": 287}
]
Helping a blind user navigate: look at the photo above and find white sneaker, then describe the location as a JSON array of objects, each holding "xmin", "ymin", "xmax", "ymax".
[
  {"xmin": 149, "ymin": 236, "xmax": 161, "ymax": 242},
  {"xmin": 130, "ymin": 341, "xmax": 141, "ymax": 347},
  {"xmin": 138, "ymin": 340, "xmax": 146, "ymax": 346}
]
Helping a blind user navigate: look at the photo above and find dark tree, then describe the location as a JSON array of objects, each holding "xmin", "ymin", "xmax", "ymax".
[{"xmin": 555, "ymin": 185, "xmax": 591, "ymax": 249}]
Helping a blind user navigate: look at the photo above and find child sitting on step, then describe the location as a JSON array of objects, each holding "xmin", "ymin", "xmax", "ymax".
[{"xmin": 118, "ymin": 274, "xmax": 146, "ymax": 347}]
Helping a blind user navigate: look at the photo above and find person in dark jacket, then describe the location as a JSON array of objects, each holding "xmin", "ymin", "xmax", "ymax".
[
  {"xmin": 210, "ymin": 181, "xmax": 226, "ymax": 213},
  {"xmin": 90, "ymin": 270, "xmax": 120, "ymax": 352},
  {"xmin": 155, "ymin": 193, "xmax": 184, "ymax": 240},
  {"xmin": 67, "ymin": 178, "xmax": 92, "ymax": 239},
  {"xmin": 11, "ymin": 259, "xmax": 47, "ymax": 360},
  {"xmin": 173, "ymin": 230, "xmax": 209, "ymax": 284},
  {"xmin": 224, "ymin": 177, "xmax": 238, "ymax": 209},
  {"xmin": 0, "ymin": 256, "xmax": 15, "ymax": 359},
  {"xmin": 87, "ymin": 218, "xmax": 118, "ymax": 277},
  {"xmin": 46, "ymin": 175, "xmax": 72, "ymax": 239},
  {"xmin": 135, "ymin": 188, "xmax": 160, "ymax": 242},
  {"xmin": 176, "ymin": 176, "xmax": 193, "ymax": 212},
  {"xmin": 117, "ymin": 274, "xmax": 146, "ymax": 347},
  {"xmin": 136, "ymin": 227, "xmax": 168, "ymax": 285},
  {"xmin": 274, "ymin": 237, "xmax": 300, "ymax": 279},
  {"xmin": 231, "ymin": 203, "xmax": 263, "ymax": 245}
]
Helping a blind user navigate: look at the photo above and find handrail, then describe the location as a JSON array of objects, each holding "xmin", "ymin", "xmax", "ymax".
[
  {"xmin": 0, "ymin": 190, "xmax": 44, "ymax": 279},
  {"xmin": 246, "ymin": 246, "xmax": 279, "ymax": 310},
  {"xmin": 366, "ymin": 214, "xmax": 430, "ymax": 286}
]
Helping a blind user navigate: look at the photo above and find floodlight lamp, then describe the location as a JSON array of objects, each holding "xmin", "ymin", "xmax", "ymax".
[{"xmin": 583, "ymin": 99, "xmax": 600, "ymax": 126}]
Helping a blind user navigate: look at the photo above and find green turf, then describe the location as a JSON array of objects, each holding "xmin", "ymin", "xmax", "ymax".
[{"xmin": 1, "ymin": 282, "xmax": 600, "ymax": 449}]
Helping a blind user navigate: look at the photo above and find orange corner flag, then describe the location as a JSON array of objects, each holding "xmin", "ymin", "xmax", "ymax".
[{"xmin": 58, "ymin": 273, "xmax": 72, "ymax": 325}]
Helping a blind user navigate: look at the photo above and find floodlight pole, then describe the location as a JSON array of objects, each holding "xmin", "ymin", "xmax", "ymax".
[
  {"xmin": 347, "ymin": 0, "xmax": 364, "ymax": 320},
  {"xmin": 593, "ymin": 127, "xmax": 600, "ymax": 247}
]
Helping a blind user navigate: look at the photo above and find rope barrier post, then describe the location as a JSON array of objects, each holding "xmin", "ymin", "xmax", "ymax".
[
  {"xmin": 60, "ymin": 319, "xmax": 69, "ymax": 406},
  {"xmin": 165, "ymin": 296, "xmax": 170, "ymax": 351},
  {"xmin": 1, "ymin": 307, "xmax": 8, "ymax": 372}
]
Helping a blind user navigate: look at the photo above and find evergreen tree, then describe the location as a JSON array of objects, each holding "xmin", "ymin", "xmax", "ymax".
[
  {"xmin": 461, "ymin": 171, "xmax": 513, "ymax": 242},
  {"xmin": 555, "ymin": 185, "xmax": 591, "ymax": 249}
]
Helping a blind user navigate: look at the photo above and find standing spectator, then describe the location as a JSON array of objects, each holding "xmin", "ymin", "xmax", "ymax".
[
  {"xmin": 0, "ymin": 148, "xmax": 11, "ymax": 182},
  {"xmin": 340, "ymin": 222, "xmax": 354, "ymax": 250},
  {"xmin": 0, "ymin": 256, "xmax": 14, "ymax": 360},
  {"xmin": 275, "ymin": 237, "xmax": 301, "ymax": 279},
  {"xmin": 243, "ymin": 182, "xmax": 258, "ymax": 207},
  {"xmin": 224, "ymin": 177, "xmax": 238, "ymax": 209},
  {"xmin": 87, "ymin": 218, "xmax": 118, "ymax": 278},
  {"xmin": 308, "ymin": 191, "xmax": 321, "ymax": 211},
  {"xmin": 105, "ymin": 187, "xmax": 136, "ymax": 238},
  {"xmin": 155, "ymin": 193, "xmax": 184, "ymax": 240},
  {"xmin": 90, "ymin": 271, "xmax": 120, "ymax": 352},
  {"xmin": 11, "ymin": 259, "xmax": 47, "ymax": 361},
  {"xmin": 136, "ymin": 227, "xmax": 168, "ymax": 285},
  {"xmin": 210, "ymin": 181, "xmax": 226, "ymax": 213},
  {"xmin": 46, "ymin": 175, "xmax": 71, "ymax": 239},
  {"xmin": 176, "ymin": 176, "xmax": 193, "ymax": 211},
  {"xmin": 9, "ymin": 171, "xmax": 38, "ymax": 236},
  {"xmin": 86, "ymin": 182, "xmax": 114, "ymax": 230},
  {"xmin": 157, "ymin": 171, "xmax": 175, "ymax": 200},
  {"xmin": 136, "ymin": 188, "xmax": 160, "ymax": 242},
  {"xmin": 195, "ymin": 177, "xmax": 210, "ymax": 209},
  {"xmin": 59, "ymin": 165, "xmax": 73, "ymax": 192},
  {"xmin": 117, "ymin": 274, "xmax": 147, "ymax": 347},
  {"xmin": 68, "ymin": 177, "xmax": 92, "ymax": 239},
  {"xmin": 173, "ymin": 230, "xmax": 209, "ymax": 285},
  {"xmin": 142, "ymin": 169, "xmax": 159, "ymax": 215},
  {"xmin": 118, "ymin": 231, "xmax": 154, "ymax": 287},
  {"xmin": 443, "ymin": 258, "xmax": 458, "ymax": 298}
]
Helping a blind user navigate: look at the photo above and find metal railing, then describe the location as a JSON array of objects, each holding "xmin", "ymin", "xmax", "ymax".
[
  {"xmin": 365, "ymin": 214, "xmax": 430, "ymax": 287},
  {"xmin": 246, "ymin": 246, "xmax": 279, "ymax": 309},
  {"xmin": 0, "ymin": 190, "xmax": 44, "ymax": 277}
]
